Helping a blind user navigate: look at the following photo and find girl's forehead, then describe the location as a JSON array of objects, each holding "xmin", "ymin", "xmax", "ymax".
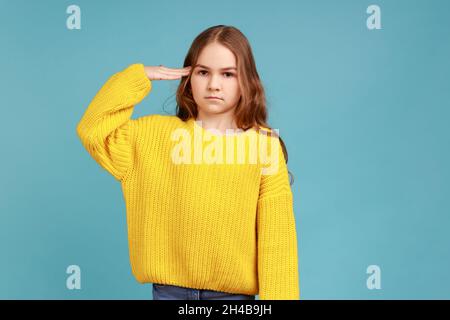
[
  {"xmin": 193, "ymin": 63, "xmax": 237, "ymax": 71},
  {"xmin": 196, "ymin": 44, "xmax": 237, "ymax": 65}
]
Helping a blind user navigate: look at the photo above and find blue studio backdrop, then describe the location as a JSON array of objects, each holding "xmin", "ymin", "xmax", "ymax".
[{"xmin": 1, "ymin": 0, "xmax": 449, "ymax": 299}]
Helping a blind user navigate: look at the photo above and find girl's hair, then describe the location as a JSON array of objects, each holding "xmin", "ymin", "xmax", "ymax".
[{"xmin": 175, "ymin": 25, "xmax": 294, "ymax": 186}]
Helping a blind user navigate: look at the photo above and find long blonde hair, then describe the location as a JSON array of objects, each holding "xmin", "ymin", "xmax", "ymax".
[{"xmin": 175, "ymin": 25, "xmax": 294, "ymax": 185}]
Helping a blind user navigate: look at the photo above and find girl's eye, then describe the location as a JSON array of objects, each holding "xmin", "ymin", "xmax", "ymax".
[{"xmin": 197, "ymin": 70, "xmax": 235, "ymax": 77}]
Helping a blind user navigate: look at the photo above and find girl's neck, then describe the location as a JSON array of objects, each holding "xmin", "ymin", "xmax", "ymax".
[{"xmin": 194, "ymin": 114, "xmax": 238, "ymax": 135}]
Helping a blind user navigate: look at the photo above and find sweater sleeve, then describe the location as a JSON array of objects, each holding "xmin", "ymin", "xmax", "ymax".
[
  {"xmin": 76, "ymin": 63, "xmax": 152, "ymax": 182},
  {"xmin": 256, "ymin": 134, "xmax": 300, "ymax": 300}
]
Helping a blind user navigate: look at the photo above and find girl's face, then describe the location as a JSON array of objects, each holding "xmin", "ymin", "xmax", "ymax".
[{"xmin": 190, "ymin": 42, "xmax": 241, "ymax": 117}]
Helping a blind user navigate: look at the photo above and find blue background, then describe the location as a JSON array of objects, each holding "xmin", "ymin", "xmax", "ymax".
[{"xmin": 1, "ymin": 0, "xmax": 449, "ymax": 299}]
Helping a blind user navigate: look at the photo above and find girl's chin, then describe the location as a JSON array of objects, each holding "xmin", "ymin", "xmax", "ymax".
[
  {"xmin": 204, "ymin": 100, "xmax": 224, "ymax": 105},
  {"xmin": 199, "ymin": 105, "xmax": 228, "ymax": 113}
]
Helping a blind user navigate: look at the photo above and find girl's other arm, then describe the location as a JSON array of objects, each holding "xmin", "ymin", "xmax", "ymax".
[{"xmin": 256, "ymin": 137, "xmax": 300, "ymax": 300}]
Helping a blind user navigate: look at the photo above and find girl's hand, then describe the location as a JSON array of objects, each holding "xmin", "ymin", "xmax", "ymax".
[{"xmin": 144, "ymin": 65, "xmax": 191, "ymax": 80}]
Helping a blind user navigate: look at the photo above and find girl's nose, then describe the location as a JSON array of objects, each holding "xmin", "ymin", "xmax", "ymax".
[{"xmin": 208, "ymin": 75, "xmax": 221, "ymax": 90}]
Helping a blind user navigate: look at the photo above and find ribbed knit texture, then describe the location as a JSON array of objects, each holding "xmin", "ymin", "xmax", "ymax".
[{"xmin": 76, "ymin": 63, "xmax": 300, "ymax": 300}]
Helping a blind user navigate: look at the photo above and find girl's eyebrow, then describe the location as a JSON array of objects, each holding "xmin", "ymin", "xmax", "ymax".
[{"xmin": 194, "ymin": 64, "xmax": 237, "ymax": 71}]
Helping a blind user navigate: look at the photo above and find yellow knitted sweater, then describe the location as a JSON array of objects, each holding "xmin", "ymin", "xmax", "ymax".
[{"xmin": 76, "ymin": 63, "xmax": 300, "ymax": 300}]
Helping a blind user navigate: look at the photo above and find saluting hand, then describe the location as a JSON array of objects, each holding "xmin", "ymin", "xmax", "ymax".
[{"xmin": 144, "ymin": 64, "xmax": 191, "ymax": 80}]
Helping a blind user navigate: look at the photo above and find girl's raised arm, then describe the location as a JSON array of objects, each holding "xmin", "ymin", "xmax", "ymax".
[{"xmin": 76, "ymin": 63, "xmax": 190, "ymax": 181}]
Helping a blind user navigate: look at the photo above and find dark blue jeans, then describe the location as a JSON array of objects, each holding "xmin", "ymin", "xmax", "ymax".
[{"xmin": 152, "ymin": 283, "xmax": 256, "ymax": 300}]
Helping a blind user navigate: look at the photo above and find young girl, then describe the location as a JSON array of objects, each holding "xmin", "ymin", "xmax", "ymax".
[{"xmin": 76, "ymin": 25, "xmax": 299, "ymax": 300}]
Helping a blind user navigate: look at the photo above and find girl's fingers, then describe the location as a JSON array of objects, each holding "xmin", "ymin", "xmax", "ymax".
[
  {"xmin": 162, "ymin": 72, "xmax": 190, "ymax": 79},
  {"xmin": 160, "ymin": 65, "xmax": 192, "ymax": 73},
  {"xmin": 162, "ymin": 69, "xmax": 191, "ymax": 75},
  {"xmin": 160, "ymin": 70, "xmax": 190, "ymax": 78},
  {"xmin": 160, "ymin": 72, "xmax": 189, "ymax": 80},
  {"xmin": 152, "ymin": 65, "xmax": 191, "ymax": 80}
]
